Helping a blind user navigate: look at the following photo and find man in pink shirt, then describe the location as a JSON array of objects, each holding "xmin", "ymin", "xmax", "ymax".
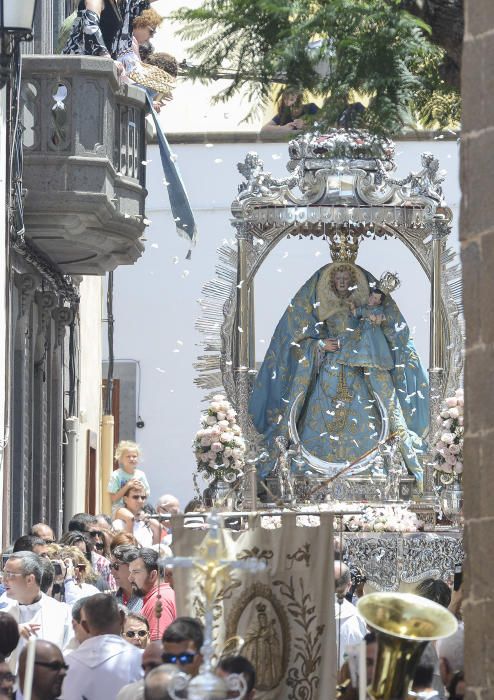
[{"xmin": 128, "ymin": 548, "xmax": 176, "ymax": 641}]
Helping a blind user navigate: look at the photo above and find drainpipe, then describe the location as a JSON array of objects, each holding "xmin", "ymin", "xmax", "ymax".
[{"xmin": 64, "ymin": 416, "xmax": 79, "ymax": 529}]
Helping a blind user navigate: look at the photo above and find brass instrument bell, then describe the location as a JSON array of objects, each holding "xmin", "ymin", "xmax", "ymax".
[{"xmin": 357, "ymin": 592, "xmax": 458, "ymax": 700}]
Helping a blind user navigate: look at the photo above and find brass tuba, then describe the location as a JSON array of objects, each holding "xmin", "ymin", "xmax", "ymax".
[{"xmin": 357, "ymin": 592, "xmax": 458, "ymax": 700}]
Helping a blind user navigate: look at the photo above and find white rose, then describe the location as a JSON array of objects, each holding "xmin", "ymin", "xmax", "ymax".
[
  {"xmin": 448, "ymin": 407, "xmax": 460, "ymax": 419},
  {"xmin": 200, "ymin": 437, "xmax": 211, "ymax": 447},
  {"xmin": 441, "ymin": 419, "xmax": 452, "ymax": 430},
  {"xmin": 232, "ymin": 425, "xmax": 241, "ymax": 435},
  {"xmin": 455, "ymin": 461, "xmax": 463, "ymax": 474},
  {"xmin": 440, "ymin": 410, "xmax": 451, "ymax": 419},
  {"xmin": 226, "ymin": 410, "xmax": 237, "ymax": 421},
  {"xmin": 210, "ymin": 402, "xmax": 221, "ymax": 413},
  {"xmin": 455, "ymin": 388, "xmax": 464, "ymax": 398},
  {"xmin": 206, "ymin": 415, "xmax": 217, "ymax": 425},
  {"xmin": 224, "ymin": 447, "xmax": 232, "ymax": 457},
  {"xmin": 217, "ymin": 412, "xmax": 226, "ymax": 421},
  {"xmin": 457, "ymin": 397, "xmax": 464, "ymax": 407},
  {"xmin": 458, "ymin": 416, "xmax": 464, "ymax": 426},
  {"xmin": 446, "ymin": 397, "xmax": 458, "ymax": 408},
  {"xmin": 218, "ymin": 420, "xmax": 229, "ymax": 429},
  {"xmin": 441, "ymin": 432, "xmax": 455, "ymax": 444},
  {"xmin": 448, "ymin": 443, "xmax": 461, "ymax": 455}
]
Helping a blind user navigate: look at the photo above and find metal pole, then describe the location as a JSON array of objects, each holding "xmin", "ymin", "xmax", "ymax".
[{"xmin": 426, "ymin": 219, "xmax": 446, "ymax": 500}]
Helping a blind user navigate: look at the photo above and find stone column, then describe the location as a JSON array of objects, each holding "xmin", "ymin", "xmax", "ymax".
[{"xmin": 461, "ymin": 2, "xmax": 494, "ymax": 697}]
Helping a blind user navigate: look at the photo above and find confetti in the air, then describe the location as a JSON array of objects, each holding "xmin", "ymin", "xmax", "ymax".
[
  {"xmin": 155, "ymin": 367, "xmax": 166, "ymax": 373},
  {"xmin": 181, "ymin": 270, "xmax": 190, "ymax": 278},
  {"xmin": 238, "ymin": 326, "xmax": 243, "ymax": 333},
  {"xmin": 214, "ymin": 158, "xmax": 223, "ymax": 164},
  {"xmin": 271, "ymin": 371, "xmax": 277, "ymax": 379}
]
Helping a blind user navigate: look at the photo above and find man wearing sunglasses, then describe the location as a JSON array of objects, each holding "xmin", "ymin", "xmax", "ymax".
[
  {"xmin": 161, "ymin": 617, "xmax": 204, "ymax": 677},
  {"xmin": 18, "ymin": 640, "xmax": 68, "ymax": 700}
]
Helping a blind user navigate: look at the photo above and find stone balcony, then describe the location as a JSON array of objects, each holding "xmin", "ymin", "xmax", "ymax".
[{"xmin": 20, "ymin": 56, "xmax": 147, "ymax": 275}]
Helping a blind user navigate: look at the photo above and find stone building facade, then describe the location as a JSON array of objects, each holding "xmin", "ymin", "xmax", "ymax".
[{"xmin": 461, "ymin": 1, "xmax": 494, "ymax": 697}]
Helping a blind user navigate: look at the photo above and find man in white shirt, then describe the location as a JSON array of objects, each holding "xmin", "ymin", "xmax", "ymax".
[
  {"xmin": 61, "ymin": 593, "xmax": 143, "ymax": 700},
  {"xmin": 334, "ymin": 561, "xmax": 367, "ymax": 669},
  {"xmin": 0, "ymin": 551, "xmax": 73, "ymax": 663}
]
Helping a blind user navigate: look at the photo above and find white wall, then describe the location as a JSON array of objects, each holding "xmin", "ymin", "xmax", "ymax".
[
  {"xmin": 109, "ymin": 139, "xmax": 460, "ymax": 508},
  {"xmin": 74, "ymin": 275, "xmax": 103, "ymax": 511}
]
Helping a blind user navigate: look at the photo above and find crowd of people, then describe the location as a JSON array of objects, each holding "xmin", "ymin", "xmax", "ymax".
[
  {"xmin": 0, "ymin": 441, "xmax": 255, "ymax": 700},
  {"xmin": 0, "ymin": 437, "xmax": 465, "ymax": 700}
]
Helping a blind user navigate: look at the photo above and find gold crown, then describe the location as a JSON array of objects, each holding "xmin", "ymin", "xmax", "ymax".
[
  {"xmin": 328, "ymin": 233, "xmax": 360, "ymax": 264},
  {"xmin": 377, "ymin": 271, "xmax": 401, "ymax": 295}
]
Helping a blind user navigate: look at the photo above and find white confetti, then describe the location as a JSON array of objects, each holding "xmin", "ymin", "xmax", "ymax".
[
  {"xmin": 205, "ymin": 143, "xmax": 214, "ymax": 148},
  {"xmin": 171, "ymin": 256, "xmax": 179, "ymax": 264},
  {"xmin": 330, "ymin": 435, "xmax": 339, "ymax": 441},
  {"xmin": 214, "ymin": 158, "xmax": 223, "ymax": 164},
  {"xmin": 170, "ymin": 153, "xmax": 178, "ymax": 162},
  {"xmin": 259, "ymin": 339, "xmax": 265, "ymax": 344},
  {"xmin": 238, "ymin": 326, "xmax": 243, "ymax": 333},
  {"xmin": 271, "ymin": 371, "xmax": 277, "ymax": 379},
  {"xmin": 177, "ymin": 340, "xmax": 183, "ymax": 346},
  {"xmin": 291, "ymin": 342, "xmax": 300, "ymax": 347},
  {"xmin": 315, "ymin": 251, "xmax": 321, "ymax": 257},
  {"xmin": 155, "ymin": 367, "xmax": 166, "ymax": 373},
  {"xmin": 163, "ymin": 179, "xmax": 170, "ymax": 186},
  {"xmin": 151, "ymin": 243, "xmax": 159, "ymax": 249},
  {"xmin": 142, "ymin": 159, "xmax": 152, "ymax": 165},
  {"xmin": 237, "ymin": 280, "xmax": 244, "ymax": 289},
  {"xmin": 181, "ymin": 270, "xmax": 190, "ymax": 278},
  {"xmin": 173, "ymin": 349, "xmax": 180, "ymax": 353},
  {"xmin": 320, "ymin": 432, "xmax": 328, "ymax": 436},
  {"xmin": 282, "ymin": 251, "xmax": 289, "ymax": 258},
  {"xmin": 272, "ymin": 154, "xmax": 281, "ymax": 160},
  {"xmin": 276, "ymin": 268, "xmax": 283, "ymax": 273},
  {"xmin": 298, "ymin": 356, "xmax": 306, "ymax": 363}
]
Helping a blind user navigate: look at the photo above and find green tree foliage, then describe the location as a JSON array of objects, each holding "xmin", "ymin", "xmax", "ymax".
[{"xmin": 172, "ymin": 0, "xmax": 461, "ymax": 133}]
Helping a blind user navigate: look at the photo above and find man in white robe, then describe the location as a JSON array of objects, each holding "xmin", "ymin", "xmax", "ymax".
[
  {"xmin": 334, "ymin": 561, "xmax": 367, "ymax": 668},
  {"xmin": 0, "ymin": 551, "xmax": 73, "ymax": 668},
  {"xmin": 61, "ymin": 593, "xmax": 142, "ymax": 700}
]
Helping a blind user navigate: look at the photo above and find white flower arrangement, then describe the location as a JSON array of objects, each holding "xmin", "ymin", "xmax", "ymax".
[
  {"xmin": 341, "ymin": 505, "xmax": 421, "ymax": 533},
  {"xmin": 194, "ymin": 395, "xmax": 245, "ymax": 483},
  {"xmin": 432, "ymin": 388, "xmax": 464, "ymax": 480}
]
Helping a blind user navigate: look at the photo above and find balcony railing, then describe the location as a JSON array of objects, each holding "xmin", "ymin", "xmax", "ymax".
[{"xmin": 20, "ymin": 56, "xmax": 147, "ymax": 274}]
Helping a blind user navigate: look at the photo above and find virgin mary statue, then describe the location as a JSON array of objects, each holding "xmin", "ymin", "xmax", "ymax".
[{"xmin": 248, "ymin": 251, "xmax": 429, "ymax": 492}]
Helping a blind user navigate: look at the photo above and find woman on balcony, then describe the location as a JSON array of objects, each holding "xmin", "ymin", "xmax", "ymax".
[{"xmin": 63, "ymin": 0, "xmax": 159, "ymax": 65}]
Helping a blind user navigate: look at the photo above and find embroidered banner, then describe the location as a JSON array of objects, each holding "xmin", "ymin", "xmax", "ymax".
[{"xmin": 172, "ymin": 512, "xmax": 336, "ymax": 700}]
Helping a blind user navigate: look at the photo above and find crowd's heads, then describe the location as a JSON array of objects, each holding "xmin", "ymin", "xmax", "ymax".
[
  {"xmin": 123, "ymin": 486, "xmax": 148, "ymax": 515},
  {"xmin": 71, "ymin": 597, "xmax": 91, "ymax": 645},
  {"xmin": 133, "ymin": 8, "xmax": 163, "ymax": 45},
  {"xmin": 123, "ymin": 612, "xmax": 150, "ymax": 649},
  {"xmin": 142, "ymin": 641, "xmax": 165, "ymax": 676},
  {"xmin": 144, "ymin": 665, "xmax": 177, "ymax": 700},
  {"xmin": 3, "ymin": 552, "xmax": 43, "ymax": 603},
  {"xmin": 59, "ymin": 530, "xmax": 92, "ymax": 560},
  {"xmin": 156, "ymin": 494, "xmax": 180, "ymax": 516},
  {"xmin": 0, "ymin": 611, "xmax": 20, "ymax": 661},
  {"xmin": 18, "ymin": 640, "xmax": 67, "ymax": 700},
  {"xmin": 334, "ymin": 561, "xmax": 351, "ymax": 598},
  {"xmin": 29, "ymin": 523, "xmax": 55, "ymax": 543},
  {"xmin": 162, "ymin": 617, "xmax": 204, "ymax": 677},
  {"xmin": 110, "ymin": 532, "xmax": 139, "ymax": 551},
  {"xmin": 416, "ymin": 578, "xmax": 452, "ymax": 609},
  {"xmin": 68, "ymin": 513, "xmax": 105, "ymax": 552},
  {"xmin": 217, "ymin": 656, "xmax": 256, "ymax": 699},
  {"xmin": 13, "ymin": 535, "xmax": 48, "ymax": 556},
  {"xmin": 115, "ymin": 440, "xmax": 141, "ymax": 469},
  {"xmin": 80, "ymin": 593, "xmax": 123, "ymax": 637},
  {"xmin": 128, "ymin": 548, "xmax": 160, "ymax": 597},
  {"xmin": 39, "ymin": 557, "xmax": 55, "ymax": 594}
]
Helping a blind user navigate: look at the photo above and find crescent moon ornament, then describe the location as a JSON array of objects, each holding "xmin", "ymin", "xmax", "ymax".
[{"xmin": 288, "ymin": 391, "xmax": 389, "ymax": 477}]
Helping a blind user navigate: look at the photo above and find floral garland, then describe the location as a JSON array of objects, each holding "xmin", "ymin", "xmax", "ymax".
[
  {"xmin": 193, "ymin": 394, "xmax": 246, "ymax": 483},
  {"xmin": 432, "ymin": 388, "xmax": 464, "ymax": 481},
  {"xmin": 290, "ymin": 129, "xmax": 395, "ymax": 162},
  {"xmin": 341, "ymin": 505, "xmax": 421, "ymax": 533}
]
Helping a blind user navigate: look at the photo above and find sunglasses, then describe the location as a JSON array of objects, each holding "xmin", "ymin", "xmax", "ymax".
[
  {"xmin": 88, "ymin": 530, "xmax": 104, "ymax": 538},
  {"xmin": 162, "ymin": 652, "xmax": 196, "ymax": 665},
  {"xmin": 130, "ymin": 495, "xmax": 146, "ymax": 500},
  {"xmin": 125, "ymin": 629, "xmax": 149, "ymax": 639},
  {"xmin": 110, "ymin": 562, "xmax": 122, "ymax": 571},
  {"xmin": 34, "ymin": 662, "xmax": 69, "ymax": 672}
]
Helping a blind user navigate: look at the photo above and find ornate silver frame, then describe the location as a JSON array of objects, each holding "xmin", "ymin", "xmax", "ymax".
[{"xmin": 195, "ymin": 132, "xmax": 464, "ymax": 500}]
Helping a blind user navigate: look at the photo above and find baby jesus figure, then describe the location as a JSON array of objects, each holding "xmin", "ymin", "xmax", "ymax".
[{"xmin": 337, "ymin": 288, "xmax": 394, "ymax": 371}]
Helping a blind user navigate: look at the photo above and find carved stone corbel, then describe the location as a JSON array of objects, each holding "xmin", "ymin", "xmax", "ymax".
[
  {"xmin": 14, "ymin": 273, "xmax": 37, "ymax": 319},
  {"xmin": 34, "ymin": 292, "xmax": 58, "ymax": 363},
  {"xmin": 52, "ymin": 305, "xmax": 74, "ymax": 347}
]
